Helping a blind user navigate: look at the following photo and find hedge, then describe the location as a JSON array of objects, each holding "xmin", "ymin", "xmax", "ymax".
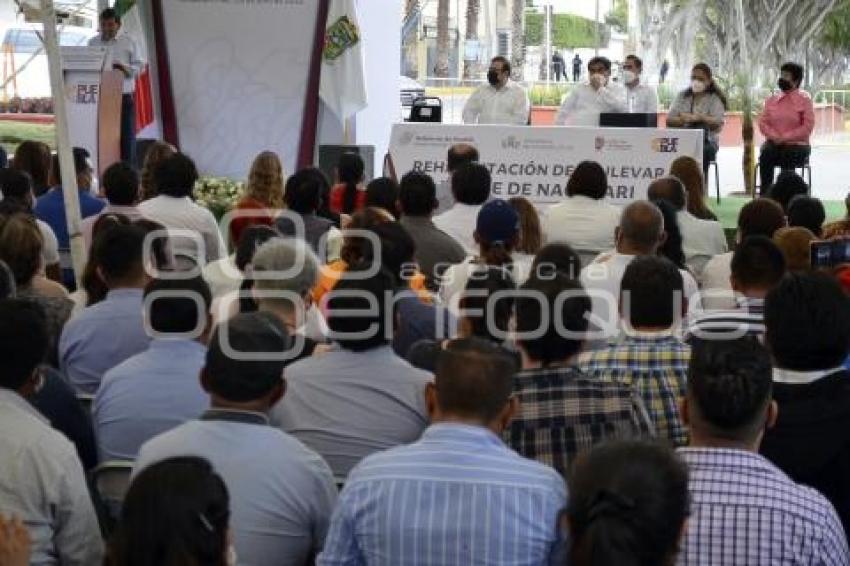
[{"xmin": 525, "ymin": 11, "xmax": 610, "ymax": 49}]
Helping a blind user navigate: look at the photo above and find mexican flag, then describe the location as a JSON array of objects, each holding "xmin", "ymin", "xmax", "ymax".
[
  {"xmin": 114, "ymin": 0, "xmax": 157, "ymax": 136},
  {"xmin": 319, "ymin": 0, "xmax": 368, "ymax": 120}
]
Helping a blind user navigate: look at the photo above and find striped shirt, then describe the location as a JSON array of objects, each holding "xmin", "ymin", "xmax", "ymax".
[
  {"xmin": 678, "ymin": 447, "xmax": 850, "ymax": 566},
  {"xmin": 505, "ymin": 365, "xmax": 654, "ymax": 478},
  {"xmin": 576, "ymin": 331, "xmax": 690, "ymax": 446},
  {"xmin": 318, "ymin": 423, "xmax": 566, "ymax": 566},
  {"xmin": 684, "ymin": 297, "xmax": 765, "ymax": 342}
]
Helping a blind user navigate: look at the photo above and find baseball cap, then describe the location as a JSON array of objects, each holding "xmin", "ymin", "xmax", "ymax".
[{"xmin": 476, "ymin": 199, "xmax": 520, "ymax": 244}]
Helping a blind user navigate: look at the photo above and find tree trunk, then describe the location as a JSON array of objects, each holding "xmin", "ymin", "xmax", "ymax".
[
  {"xmin": 510, "ymin": 0, "xmax": 525, "ymax": 81},
  {"xmin": 463, "ymin": 0, "xmax": 480, "ymax": 80},
  {"xmin": 435, "ymin": 0, "xmax": 450, "ymax": 78}
]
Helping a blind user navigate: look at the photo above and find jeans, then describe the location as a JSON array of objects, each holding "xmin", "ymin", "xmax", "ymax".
[
  {"xmin": 121, "ymin": 94, "xmax": 137, "ymax": 165},
  {"xmin": 759, "ymin": 141, "xmax": 810, "ymax": 195}
]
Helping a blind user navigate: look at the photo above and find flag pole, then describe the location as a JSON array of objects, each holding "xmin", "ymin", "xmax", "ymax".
[{"xmin": 41, "ymin": 0, "xmax": 86, "ymax": 288}]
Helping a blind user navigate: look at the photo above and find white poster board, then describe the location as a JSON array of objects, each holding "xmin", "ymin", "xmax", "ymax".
[
  {"xmin": 161, "ymin": 0, "xmax": 321, "ymax": 178},
  {"xmin": 388, "ymin": 123, "xmax": 704, "ymax": 205},
  {"xmin": 61, "ymin": 46, "xmax": 106, "ymax": 174}
]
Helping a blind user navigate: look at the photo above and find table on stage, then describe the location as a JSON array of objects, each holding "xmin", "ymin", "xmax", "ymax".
[{"xmin": 387, "ymin": 123, "xmax": 704, "ymax": 206}]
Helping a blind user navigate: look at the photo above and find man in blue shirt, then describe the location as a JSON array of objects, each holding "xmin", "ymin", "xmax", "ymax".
[
  {"xmin": 319, "ymin": 338, "xmax": 566, "ymax": 566},
  {"xmin": 59, "ymin": 224, "xmax": 151, "ymax": 393},
  {"xmin": 135, "ymin": 312, "xmax": 337, "ymax": 566},
  {"xmin": 93, "ymin": 276, "xmax": 212, "ymax": 462},
  {"xmin": 33, "ymin": 148, "xmax": 105, "ymax": 286}
]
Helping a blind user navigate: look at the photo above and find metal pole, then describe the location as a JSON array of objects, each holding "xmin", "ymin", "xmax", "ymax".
[
  {"xmin": 545, "ymin": 4, "xmax": 551, "ymax": 84},
  {"xmin": 41, "ymin": 0, "xmax": 85, "ymax": 288},
  {"xmin": 595, "ymin": 0, "xmax": 600, "ymax": 56}
]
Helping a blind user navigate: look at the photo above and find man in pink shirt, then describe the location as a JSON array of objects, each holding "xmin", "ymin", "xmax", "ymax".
[{"xmin": 758, "ymin": 62, "xmax": 815, "ymax": 195}]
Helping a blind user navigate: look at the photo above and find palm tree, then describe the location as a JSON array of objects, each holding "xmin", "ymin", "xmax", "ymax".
[
  {"xmin": 463, "ymin": 0, "xmax": 480, "ymax": 80},
  {"xmin": 435, "ymin": 0, "xmax": 450, "ymax": 78},
  {"xmin": 510, "ymin": 0, "xmax": 525, "ymax": 80}
]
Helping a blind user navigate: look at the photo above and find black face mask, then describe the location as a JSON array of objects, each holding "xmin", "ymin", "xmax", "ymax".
[
  {"xmin": 777, "ymin": 78, "xmax": 793, "ymax": 92},
  {"xmin": 487, "ymin": 70, "xmax": 500, "ymax": 86}
]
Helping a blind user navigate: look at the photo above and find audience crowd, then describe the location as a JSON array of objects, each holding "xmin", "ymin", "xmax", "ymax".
[{"xmin": 0, "ymin": 132, "xmax": 848, "ymax": 566}]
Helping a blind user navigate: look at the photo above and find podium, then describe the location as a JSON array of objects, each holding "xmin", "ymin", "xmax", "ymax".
[{"xmin": 60, "ymin": 47, "xmax": 123, "ymax": 177}]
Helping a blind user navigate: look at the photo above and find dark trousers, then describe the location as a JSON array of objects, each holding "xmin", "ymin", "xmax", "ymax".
[
  {"xmin": 121, "ymin": 94, "xmax": 137, "ymax": 165},
  {"xmin": 703, "ymin": 141, "xmax": 718, "ymax": 183},
  {"xmin": 554, "ymin": 64, "xmax": 563, "ymax": 82},
  {"xmin": 572, "ymin": 68, "xmax": 580, "ymax": 82},
  {"xmin": 759, "ymin": 141, "xmax": 810, "ymax": 194}
]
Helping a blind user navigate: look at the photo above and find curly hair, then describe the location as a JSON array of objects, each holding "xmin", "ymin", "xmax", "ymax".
[
  {"xmin": 246, "ymin": 151, "xmax": 285, "ymax": 208},
  {"xmin": 140, "ymin": 141, "xmax": 176, "ymax": 201}
]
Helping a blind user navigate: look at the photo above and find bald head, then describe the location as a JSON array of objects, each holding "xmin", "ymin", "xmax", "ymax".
[
  {"xmin": 618, "ymin": 201, "xmax": 664, "ymax": 255},
  {"xmin": 647, "ymin": 176, "xmax": 686, "ymax": 210}
]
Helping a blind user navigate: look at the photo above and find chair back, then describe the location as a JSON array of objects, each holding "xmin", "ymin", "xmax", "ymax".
[
  {"xmin": 409, "ymin": 97, "xmax": 442, "ymax": 123},
  {"xmin": 93, "ymin": 461, "xmax": 134, "ymax": 522}
]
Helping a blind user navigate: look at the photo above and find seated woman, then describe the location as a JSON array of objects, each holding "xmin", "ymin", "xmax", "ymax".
[
  {"xmin": 229, "ymin": 151, "xmax": 285, "ymax": 245},
  {"xmin": 328, "ymin": 152, "xmax": 366, "ymax": 215},
  {"xmin": 666, "ymin": 63, "xmax": 727, "ymax": 186}
]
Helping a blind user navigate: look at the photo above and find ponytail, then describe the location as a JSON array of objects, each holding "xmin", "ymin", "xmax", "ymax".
[{"xmin": 342, "ymin": 181, "xmax": 358, "ymax": 214}]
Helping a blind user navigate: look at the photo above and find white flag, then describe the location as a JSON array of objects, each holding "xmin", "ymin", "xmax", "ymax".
[{"xmin": 319, "ymin": 0, "xmax": 368, "ymax": 120}]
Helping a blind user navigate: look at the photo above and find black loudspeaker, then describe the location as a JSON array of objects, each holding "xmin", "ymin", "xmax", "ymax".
[
  {"xmin": 408, "ymin": 97, "xmax": 442, "ymax": 123},
  {"xmin": 318, "ymin": 144, "xmax": 375, "ymax": 183}
]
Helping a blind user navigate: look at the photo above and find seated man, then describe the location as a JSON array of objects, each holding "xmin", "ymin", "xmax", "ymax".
[
  {"xmin": 507, "ymin": 273, "xmax": 653, "ymax": 477},
  {"xmin": 398, "ymin": 171, "xmax": 466, "ymax": 291},
  {"xmin": 273, "ymin": 268, "xmax": 433, "ymax": 479},
  {"xmin": 686, "ymin": 236, "xmax": 785, "ymax": 342},
  {"xmin": 461, "ymin": 56, "xmax": 530, "ymax": 126},
  {"xmin": 318, "ymin": 338, "xmax": 566, "ymax": 565},
  {"xmin": 678, "ymin": 337, "xmax": 848, "ymax": 563},
  {"xmin": 544, "ymin": 161, "xmax": 622, "ymax": 258},
  {"xmin": 433, "ymin": 163, "xmax": 491, "ymax": 255},
  {"xmin": 93, "ymin": 276, "xmax": 212, "ymax": 461},
  {"xmin": 555, "ymin": 56, "xmax": 626, "ymax": 126},
  {"xmin": 275, "ymin": 169, "xmax": 338, "ymax": 258},
  {"xmin": 435, "ymin": 143, "xmax": 479, "ymax": 214},
  {"xmin": 580, "ymin": 201, "xmax": 697, "ymax": 340},
  {"xmin": 0, "ymin": 300, "xmax": 102, "ymax": 564},
  {"xmin": 758, "ymin": 62, "xmax": 814, "ymax": 195},
  {"xmin": 700, "ymin": 198, "xmax": 786, "ymax": 310},
  {"xmin": 647, "ymin": 175, "xmax": 727, "ymax": 276},
  {"xmin": 135, "ymin": 312, "xmax": 337, "ymax": 566},
  {"xmin": 578, "ymin": 256, "xmax": 689, "ymax": 447},
  {"xmin": 59, "ymin": 224, "xmax": 151, "ymax": 393},
  {"xmin": 760, "ymin": 272, "xmax": 850, "ymax": 535},
  {"xmin": 81, "ymin": 161, "xmax": 145, "ymax": 248}
]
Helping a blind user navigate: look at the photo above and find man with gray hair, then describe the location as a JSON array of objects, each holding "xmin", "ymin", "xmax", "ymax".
[
  {"xmin": 581, "ymin": 201, "xmax": 698, "ymax": 341},
  {"xmin": 648, "ymin": 176, "xmax": 727, "ymax": 275},
  {"xmin": 250, "ymin": 237, "xmax": 328, "ymax": 353}
]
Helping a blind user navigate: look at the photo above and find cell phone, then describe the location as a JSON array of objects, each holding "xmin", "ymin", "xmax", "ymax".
[{"xmin": 811, "ymin": 238, "xmax": 850, "ymax": 268}]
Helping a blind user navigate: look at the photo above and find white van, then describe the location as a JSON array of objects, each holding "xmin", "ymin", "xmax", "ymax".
[{"xmin": 0, "ymin": 23, "xmax": 96, "ymax": 99}]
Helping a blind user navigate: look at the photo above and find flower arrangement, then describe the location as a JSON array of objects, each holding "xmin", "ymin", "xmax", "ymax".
[{"xmin": 194, "ymin": 176, "xmax": 244, "ymax": 220}]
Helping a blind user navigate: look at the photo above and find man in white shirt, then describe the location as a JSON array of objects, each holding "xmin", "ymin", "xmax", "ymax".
[
  {"xmin": 462, "ymin": 56, "xmax": 530, "ymax": 125},
  {"xmin": 433, "ymin": 162, "xmax": 491, "ymax": 255},
  {"xmin": 544, "ymin": 160, "xmax": 621, "ymax": 262},
  {"xmin": 138, "ymin": 153, "xmax": 226, "ymax": 265},
  {"xmin": 581, "ymin": 201, "xmax": 698, "ymax": 342},
  {"xmin": 623, "ymin": 54, "xmax": 659, "ymax": 114},
  {"xmin": 0, "ymin": 300, "xmax": 103, "ymax": 565},
  {"xmin": 88, "ymin": 8, "xmax": 143, "ymax": 163},
  {"xmin": 555, "ymin": 56, "xmax": 626, "ymax": 126},
  {"xmin": 647, "ymin": 176, "xmax": 726, "ymax": 276}
]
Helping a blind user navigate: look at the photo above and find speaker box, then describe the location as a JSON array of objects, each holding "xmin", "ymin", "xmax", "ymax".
[{"xmin": 318, "ymin": 145, "xmax": 375, "ymax": 184}]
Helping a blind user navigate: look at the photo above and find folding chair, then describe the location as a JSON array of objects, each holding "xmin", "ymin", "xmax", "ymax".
[{"xmin": 92, "ymin": 461, "xmax": 134, "ymax": 529}]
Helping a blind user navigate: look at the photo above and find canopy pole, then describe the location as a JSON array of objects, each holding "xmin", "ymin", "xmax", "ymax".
[{"xmin": 41, "ymin": 0, "xmax": 86, "ymax": 288}]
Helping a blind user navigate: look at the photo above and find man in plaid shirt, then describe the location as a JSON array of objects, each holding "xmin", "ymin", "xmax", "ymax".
[
  {"xmin": 505, "ymin": 273, "xmax": 653, "ymax": 478},
  {"xmin": 678, "ymin": 337, "xmax": 849, "ymax": 565},
  {"xmin": 578, "ymin": 256, "xmax": 689, "ymax": 447}
]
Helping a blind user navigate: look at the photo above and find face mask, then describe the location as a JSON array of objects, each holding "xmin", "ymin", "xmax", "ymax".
[
  {"xmin": 777, "ymin": 78, "xmax": 793, "ymax": 92},
  {"xmin": 623, "ymin": 70, "xmax": 637, "ymax": 84},
  {"xmin": 691, "ymin": 79, "xmax": 706, "ymax": 93},
  {"xmin": 487, "ymin": 70, "xmax": 500, "ymax": 86}
]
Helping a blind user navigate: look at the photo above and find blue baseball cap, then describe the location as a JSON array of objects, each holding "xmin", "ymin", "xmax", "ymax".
[{"xmin": 476, "ymin": 199, "xmax": 520, "ymax": 244}]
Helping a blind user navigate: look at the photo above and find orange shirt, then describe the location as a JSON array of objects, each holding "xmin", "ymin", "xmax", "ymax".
[
  {"xmin": 313, "ymin": 259, "xmax": 431, "ymax": 307},
  {"xmin": 229, "ymin": 196, "xmax": 276, "ymax": 245},
  {"xmin": 329, "ymin": 183, "xmax": 367, "ymax": 215}
]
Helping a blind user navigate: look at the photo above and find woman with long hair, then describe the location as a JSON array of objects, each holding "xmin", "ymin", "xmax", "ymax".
[
  {"xmin": 666, "ymin": 62, "xmax": 727, "ymax": 187},
  {"xmin": 652, "ymin": 198, "xmax": 688, "ymax": 271},
  {"xmin": 508, "ymin": 196, "xmax": 543, "ymax": 256},
  {"xmin": 669, "ymin": 155, "xmax": 717, "ymax": 221},
  {"xmin": 139, "ymin": 141, "xmax": 176, "ymax": 201},
  {"xmin": 230, "ymin": 151, "xmax": 285, "ymax": 244},
  {"xmin": 105, "ymin": 457, "xmax": 232, "ymax": 566},
  {"xmin": 565, "ymin": 441, "xmax": 689, "ymax": 566},
  {"xmin": 328, "ymin": 152, "xmax": 366, "ymax": 215}
]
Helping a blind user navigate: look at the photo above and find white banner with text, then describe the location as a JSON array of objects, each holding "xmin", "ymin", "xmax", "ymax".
[{"xmin": 388, "ymin": 123, "xmax": 704, "ymax": 205}]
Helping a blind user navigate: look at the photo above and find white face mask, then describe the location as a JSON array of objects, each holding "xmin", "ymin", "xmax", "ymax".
[
  {"xmin": 691, "ymin": 79, "xmax": 707, "ymax": 93},
  {"xmin": 623, "ymin": 70, "xmax": 637, "ymax": 84}
]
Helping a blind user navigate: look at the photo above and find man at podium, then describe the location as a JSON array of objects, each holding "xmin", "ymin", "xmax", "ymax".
[{"xmin": 88, "ymin": 8, "xmax": 143, "ymax": 164}]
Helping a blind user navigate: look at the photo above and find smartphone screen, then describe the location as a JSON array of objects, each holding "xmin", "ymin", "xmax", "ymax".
[{"xmin": 811, "ymin": 239, "xmax": 850, "ymax": 268}]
